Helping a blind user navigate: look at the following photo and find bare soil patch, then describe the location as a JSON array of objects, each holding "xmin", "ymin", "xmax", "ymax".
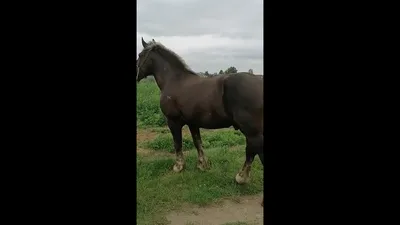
[
  {"xmin": 166, "ymin": 194, "xmax": 263, "ymax": 225},
  {"xmin": 137, "ymin": 129, "xmax": 158, "ymax": 142}
]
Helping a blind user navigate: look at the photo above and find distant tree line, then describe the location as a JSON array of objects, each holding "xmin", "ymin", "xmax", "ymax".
[
  {"xmin": 144, "ymin": 66, "xmax": 259, "ymax": 80},
  {"xmin": 199, "ymin": 66, "xmax": 257, "ymax": 77}
]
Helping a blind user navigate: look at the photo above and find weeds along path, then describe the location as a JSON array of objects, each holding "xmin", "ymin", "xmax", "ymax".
[{"xmin": 136, "ymin": 126, "xmax": 263, "ymax": 225}]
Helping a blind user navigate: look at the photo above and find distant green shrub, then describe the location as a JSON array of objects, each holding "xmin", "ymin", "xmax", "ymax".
[{"xmin": 137, "ymin": 79, "xmax": 167, "ymax": 127}]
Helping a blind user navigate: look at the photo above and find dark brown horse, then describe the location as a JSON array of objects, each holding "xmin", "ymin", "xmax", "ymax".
[{"xmin": 136, "ymin": 38, "xmax": 264, "ymax": 206}]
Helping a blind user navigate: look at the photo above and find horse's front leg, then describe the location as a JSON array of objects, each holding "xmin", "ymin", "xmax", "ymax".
[
  {"xmin": 188, "ymin": 125, "xmax": 210, "ymax": 171},
  {"xmin": 167, "ymin": 119, "xmax": 185, "ymax": 172}
]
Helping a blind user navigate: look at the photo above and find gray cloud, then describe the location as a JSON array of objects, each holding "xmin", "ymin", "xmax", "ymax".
[{"xmin": 137, "ymin": 0, "xmax": 264, "ymax": 74}]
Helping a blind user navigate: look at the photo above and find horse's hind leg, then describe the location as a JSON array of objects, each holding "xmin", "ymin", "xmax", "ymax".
[
  {"xmin": 258, "ymin": 151, "xmax": 264, "ymax": 207},
  {"xmin": 237, "ymin": 132, "xmax": 264, "ymax": 207},
  {"xmin": 235, "ymin": 134, "xmax": 263, "ymax": 184},
  {"xmin": 189, "ymin": 125, "xmax": 210, "ymax": 171},
  {"xmin": 167, "ymin": 119, "xmax": 185, "ymax": 172},
  {"xmin": 232, "ymin": 110, "xmax": 263, "ymax": 184}
]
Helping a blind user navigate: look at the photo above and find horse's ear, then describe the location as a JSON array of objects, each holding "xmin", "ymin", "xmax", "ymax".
[
  {"xmin": 152, "ymin": 39, "xmax": 155, "ymax": 42},
  {"xmin": 141, "ymin": 37, "xmax": 148, "ymax": 48}
]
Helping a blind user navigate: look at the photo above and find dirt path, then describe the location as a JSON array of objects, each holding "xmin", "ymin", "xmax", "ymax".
[
  {"xmin": 137, "ymin": 129, "xmax": 158, "ymax": 142},
  {"xmin": 136, "ymin": 129, "xmax": 169, "ymax": 156},
  {"xmin": 166, "ymin": 194, "xmax": 264, "ymax": 225}
]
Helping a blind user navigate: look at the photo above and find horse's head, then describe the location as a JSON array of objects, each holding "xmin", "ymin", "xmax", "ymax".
[
  {"xmin": 136, "ymin": 37, "xmax": 197, "ymax": 84},
  {"xmin": 136, "ymin": 37, "xmax": 157, "ymax": 82}
]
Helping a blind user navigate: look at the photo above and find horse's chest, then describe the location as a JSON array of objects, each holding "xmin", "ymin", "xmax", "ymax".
[{"xmin": 160, "ymin": 94, "xmax": 180, "ymax": 117}]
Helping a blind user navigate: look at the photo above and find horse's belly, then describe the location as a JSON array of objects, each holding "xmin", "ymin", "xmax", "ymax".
[
  {"xmin": 200, "ymin": 122, "xmax": 232, "ymax": 129},
  {"xmin": 185, "ymin": 113, "xmax": 232, "ymax": 129}
]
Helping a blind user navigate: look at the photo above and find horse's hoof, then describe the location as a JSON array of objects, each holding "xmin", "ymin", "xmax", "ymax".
[
  {"xmin": 235, "ymin": 172, "xmax": 249, "ymax": 184},
  {"xmin": 197, "ymin": 158, "xmax": 211, "ymax": 171},
  {"xmin": 173, "ymin": 163, "xmax": 185, "ymax": 172},
  {"xmin": 197, "ymin": 163, "xmax": 209, "ymax": 171}
]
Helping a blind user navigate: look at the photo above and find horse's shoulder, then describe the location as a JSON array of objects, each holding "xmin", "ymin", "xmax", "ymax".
[{"xmin": 160, "ymin": 91, "xmax": 175, "ymax": 102}]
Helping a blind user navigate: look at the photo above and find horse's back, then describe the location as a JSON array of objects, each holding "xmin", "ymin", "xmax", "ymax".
[
  {"xmin": 223, "ymin": 74, "xmax": 263, "ymax": 110},
  {"xmin": 222, "ymin": 74, "xmax": 263, "ymax": 134}
]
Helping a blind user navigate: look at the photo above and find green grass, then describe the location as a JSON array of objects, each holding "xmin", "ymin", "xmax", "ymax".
[
  {"xmin": 136, "ymin": 147, "xmax": 263, "ymax": 225},
  {"xmin": 136, "ymin": 79, "xmax": 167, "ymax": 127},
  {"xmin": 143, "ymin": 128, "xmax": 245, "ymax": 152},
  {"xmin": 183, "ymin": 221, "xmax": 255, "ymax": 225},
  {"xmin": 136, "ymin": 79, "xmax": 263, "ymax": 225},
  {"xmin": 221, "ymin": 222, "xmax": 255, "ymax": 225}
]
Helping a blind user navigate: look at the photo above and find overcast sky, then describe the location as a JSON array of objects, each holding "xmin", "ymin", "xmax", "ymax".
[{"xmin": 137, "ymin": 0, "xmax": 263, "ymax": 74}]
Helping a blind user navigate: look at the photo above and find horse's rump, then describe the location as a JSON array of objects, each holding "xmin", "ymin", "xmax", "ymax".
[{"xmin": 222, "ymin": 74, "xmax": 264, "ymax": 134}]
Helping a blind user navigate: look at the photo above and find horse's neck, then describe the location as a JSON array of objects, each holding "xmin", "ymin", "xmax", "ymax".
[
  {"xmin": 151, "ymin": 60, "xmax": 170, "ymax": 90},
  {"xmin": 152, "ymin": 71, "xmax": 165, "ymax": 91},
  {"xmin": 153, "ymin": 62, "xmax": 197, "ymax": 91}
]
